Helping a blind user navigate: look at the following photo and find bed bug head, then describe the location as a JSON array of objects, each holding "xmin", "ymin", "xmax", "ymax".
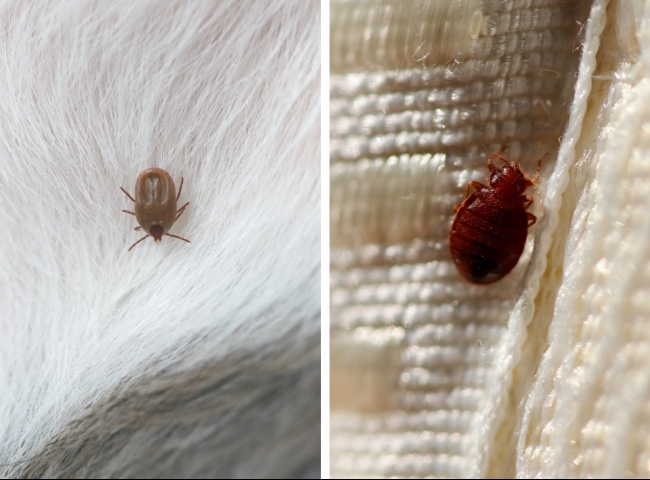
[
  {"xmin": 489, "ymin": 163, "xmax": 529, "ymax": 195},
  {"xmin": 488, "ymin": 157, "xmax": 541, "ymax": 197},
  {"xmin": 484, "ymin": 146, "xmax": 542, "ymax": 197}
]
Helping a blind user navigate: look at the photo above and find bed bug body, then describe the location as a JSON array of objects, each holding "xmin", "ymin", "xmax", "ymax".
[
  {"xmin": 449, "ymin": 147, "xmax": 541, "ymax": 284},
  {"xmin": 121, "ymin": 168, "xmax": 191, "ymax": 251}
]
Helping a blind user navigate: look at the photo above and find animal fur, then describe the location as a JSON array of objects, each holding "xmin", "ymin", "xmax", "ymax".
[{"xmin": 0, "ymin": 0, "xmax": 320, "ymax": 478}]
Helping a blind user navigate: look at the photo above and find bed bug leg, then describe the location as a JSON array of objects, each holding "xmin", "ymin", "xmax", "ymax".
[
  {"xmin": 455, "ymin": 181, "xmax": 487, "ymax": 211},
  {"xmin": 165, "ymin": 233, "xmax": 191, "ymax": 244},
  {"xmin": 465, "ymin": 181, "xmax": 487, "ymax": 198},
  {"xmin": 176, "ymin": 177, "xmax": 184, "ymax": 201},
  {"xmin": 175, "ymin": 201, "xmax": 190, "ymax": 221},
  {"xmin": 128, "ymin": 234, "xmax": 150, "ymax": 252},
  {"xmin": 120, "ymin": 186, "xmax": 136, "ymax": 203},
  {"xmin": 522, "ymin": 195, "xmax": 534, "ymax": 210},
  {"xmin": 486, "ymin": 146, "xmax": 508, "ymax": 171},
  {"xmin": 533, "ymin": 156, "xmax": 543, "ymax": 183},
  {"xmin": 527, "ymin": 212, "xmax": 537, "ymax": 227},
  {"xmin": 523, "ymin": 154, "xmax": 545, "ymax": 184}
]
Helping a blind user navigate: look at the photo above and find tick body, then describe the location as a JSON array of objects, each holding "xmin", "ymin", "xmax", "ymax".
[
  {"xmin": 449, "ymin": 147, "xmax": 541, "ymax": 284},
  {"xmin": 121, "ymin": 168, "xmax": 191, "ymax": 251}
]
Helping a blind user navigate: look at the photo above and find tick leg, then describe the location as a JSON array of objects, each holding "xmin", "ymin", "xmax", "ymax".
[
  {"xmin": 527, "ymin": 212, "xmax": 537, "ymax": 227},
  {"xmin": 122, "ymin": 210, "xmax": 136, "ymax": 216},
  {"xmin": 121, "ymin": 187, "xmax": 136, "ymax": 203},
  {"xmin": 175, "ymin": 201, "xmax": 190, "ymax": 221},
  {"xmin": 521, "ymin": 195, "xmax": 534, "ymax": 210},
  {"xmin": 127, "ymin": 234, "xmax": 150, "ymax": 252},
  {"xmin": 176, "ymin": 177, "xmax": 184, "ymax": 201},
  {"xmin": 134, "ymin": 226, "xmax": 142, "ymax": 231},
  {"xmin": 166, "ymin": 233, "xmax": 191, "ymax": 244}
]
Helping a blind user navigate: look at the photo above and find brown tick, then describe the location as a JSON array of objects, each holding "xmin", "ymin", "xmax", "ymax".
[
  {"xmin": 121, "ymin": 168, "xmax": 191, "ymax": 251},
  {"xmin": 449, "ymin": 147, "xmax": 541, "ymax": 284}
]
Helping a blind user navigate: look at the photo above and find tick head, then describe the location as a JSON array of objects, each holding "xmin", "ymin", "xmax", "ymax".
[{"xmin": 149, "ymin": 225, "xmax": 165, "ymax": 242}]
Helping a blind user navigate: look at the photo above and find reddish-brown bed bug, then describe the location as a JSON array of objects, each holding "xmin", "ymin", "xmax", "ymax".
[
  {"xmin": 449, "ymin": 147, "xmax": 541, "ymax": 284},
  {"xmin": 120, "ymin": 168, "xmax": 191, "ymax": 251}
]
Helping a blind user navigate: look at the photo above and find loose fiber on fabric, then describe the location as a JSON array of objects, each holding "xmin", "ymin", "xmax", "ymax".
[
  {"xmin": 330, "ymin": 0, "xmax": 589, "ymax": 478},
  {"xmin": 0, "ymin": 1, "xmax": 320, "ymax": 478}
]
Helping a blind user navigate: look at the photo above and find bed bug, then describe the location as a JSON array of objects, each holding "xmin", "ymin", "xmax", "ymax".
[
  {"xmin": 449, "ymin": 147, "xmax": 541, "ymax": 284},
  {"xmin": 120, "ymin": 168, "xmax": 191, "ymax": 251}
]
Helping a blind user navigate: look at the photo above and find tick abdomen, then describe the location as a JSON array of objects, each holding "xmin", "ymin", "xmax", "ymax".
[
  {"xmin": 450, "ymin": 190, "xmax": 528, "ymax": 284},
  {"xmin": 134, "ymin": 168, "xmax": 177, "ymax": 232},
  {"xmin": 121, "ymin": 168, "xmax": 191, "ymax": 251}
]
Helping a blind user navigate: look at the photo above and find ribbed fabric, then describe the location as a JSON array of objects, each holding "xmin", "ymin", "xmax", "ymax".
[
  {"xmin": 517, "ymin": 0, "xmax": 650, "ymax": 477},
  {"xmin": 330, "ymin": 0, "xmax": 596, "ymax": 477}
]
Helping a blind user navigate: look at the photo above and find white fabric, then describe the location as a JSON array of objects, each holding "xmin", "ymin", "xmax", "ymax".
[
  {"xmin": 520, "ymin": 0, "xmax": 650, "ymax": 476},
  {"xmin": 0, "ymin": 1, "xmax": 320, "ymax": 477},
  {"xmin": 329, "ymin": 0, "xmax": 650, "ymax": 477}
]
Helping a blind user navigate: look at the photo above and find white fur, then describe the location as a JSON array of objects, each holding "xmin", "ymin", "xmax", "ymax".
[{"xmin": 0, "ymin": 0, "xmax": 320, "ymax": 477}]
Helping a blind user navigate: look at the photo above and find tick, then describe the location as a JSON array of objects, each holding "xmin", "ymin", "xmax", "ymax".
[
  {"xmin": 449, "ymin": 147, "xmax": 541, "ymax": 284},
  {"xmin": 120, "ymin": 168, "xmax": 191, "ymax": 251}
]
